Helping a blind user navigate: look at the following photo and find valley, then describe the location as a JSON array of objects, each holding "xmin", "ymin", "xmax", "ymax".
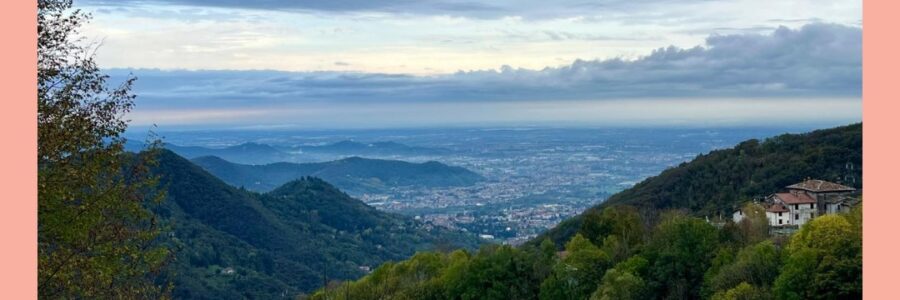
[{"xmin": 130, "ymin": 127, "xmax": 807, "ymax": 245}]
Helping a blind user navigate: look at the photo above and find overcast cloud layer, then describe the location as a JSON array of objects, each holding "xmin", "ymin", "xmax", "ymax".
[
  {"xmin": 117, "ymin": 24, "xmax": 860, "ymax": 109},
  {"xmin": 83, "ymin": 0, "xmax": 859, "ymax": 21},
  {"xmin": 79, "ymin": 0, "xmax": 860, "ymax": 74},
  {"xmin": 79, "ymin": 0, "xmax": 861, "ymax": 128}
]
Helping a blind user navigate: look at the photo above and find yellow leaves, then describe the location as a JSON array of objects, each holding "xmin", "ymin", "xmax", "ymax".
[{"xmin": 788, "ymin": 214, "xmax": 854, "ymax": 254}]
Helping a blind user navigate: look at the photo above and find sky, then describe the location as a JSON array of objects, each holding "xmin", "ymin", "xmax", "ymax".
[{"xmin": 76, "ymin": 0, "xmax": 862, "ymax": 129}]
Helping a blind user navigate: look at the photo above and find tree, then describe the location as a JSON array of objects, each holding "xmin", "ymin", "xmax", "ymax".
[
  {"xmin": 445, "ymin": 245, "xmax": 542, "ymax": 300},
  {"xmin": 773, "ymin": 214, "xmax": 862, "ymax": 300},
  {"xmin": 711, "ymin": 282, "xmax": 771, "ymax": 300},
  {"xmin": 539, "ymin": 234, "xmax": 610, "ymax": 300},
  {"xmin": 737, "ymin": 203, "xmax": 770, "ymax": 245},
  {"xmin": 578, "ymin": 206, "xmax": 645, "ymax": 262},
  {"xmin": 643, "ymin": 214, "xmax": 720, "ymax": 299},
  {"xmin": 37, "ymin": 0, "xmax": 167, "ymax": 298},
  {"xmin": 590, "ymin": 256, "xmax": 649, "ymax": 300},
  {"xmin": 704, "ymin": 241, "xmax": 781, "ymax": 297}
]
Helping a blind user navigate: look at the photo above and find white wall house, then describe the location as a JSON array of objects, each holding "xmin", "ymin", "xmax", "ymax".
[
  {"xmin": 769, "ymin": 192, "xmax": 817, "ymax": 227},
  {"xmin": 765, "ymin": 203, "xmax": 791, "ymax": 226},
  {"xmin": 733, "ymin": 179, "xmax": 859, "ymax": 228}
]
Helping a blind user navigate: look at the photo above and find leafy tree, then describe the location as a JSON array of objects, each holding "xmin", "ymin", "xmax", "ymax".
[
  {"xmin": 37, "ymin": 0, "xmax": 168, "ymax": 298},
  {"xmin": 445, "ymin": 245, "xmax": 542, "ymax": 300},
  {"xmin": 578, "ymin": 206, "xmax": 645, "ymax": 262},
  {"xmin": 737, "ymin": 203, "xmax": 770, "ymax": 245},
  {"xmin": 774, "ymin": 215, "xmax": 862, "ymax": 299},
  {"xmin": 590, "ymin": 256, "xmax": 649, "ymax": 300},
  {"xmin": 539, "ymin": 234, "xmax": 610, "ymax": 300},
  {"xmin": 643, "ymin": 214, "xmax": 720, "ymax": 299},
  {"xmin": 531, "ymin": 239, "xmax": 558, "ymax": 283},
  {"xmin": 711, "ymin": 282, "xmax": 772, "ymax": 300},
  {"xmin": 705, "ymin": 241, "xmax": 781, "ymax": 296}
]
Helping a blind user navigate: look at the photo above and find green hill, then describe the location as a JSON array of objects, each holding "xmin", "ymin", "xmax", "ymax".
[
  {"xmin": 191, "ymin": 155, "xmax": 484, "ymax": 193},
  {"xmin": 536, "ymin": 123, "xmax": 862, "ymax": 246},
  {"xmin": 126, "ymin": 141, "xmax": 296, "ymax": 164},
  {"xmin": 303, "ymin": 123, "xmax": 863, "ymax": 300},
  {"xmin": 152, "ymin": 150, "xmax": 480, "ymax": 298}
]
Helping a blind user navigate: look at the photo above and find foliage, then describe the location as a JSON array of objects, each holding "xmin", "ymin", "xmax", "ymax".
[
  {"xmin": 590, "ymin": 256, "xmax": 649, "ymax": 300},
  {"xmin": 304, "ymin": 124, "xmax": 862, "ymax": 300},
  {"xmin": 737, "ymin": 203, "xmax": 771, "ymax": 245},
  {"xmin": 151, "ymin": 150, "xmax": 481, "ymax": 298},
  {"xmin": 37, "ymin": 0, "xmax": 168, "ymax": 298},
  {"xmin": 711, "ymin": 282, "xmax": 772, "ymax": 300},
  {"xmin": 537, "ymin": 123, "xmax": 861, "ymax": 246},
  {"xmin": 578, "ymin": 206, "xmax": 645, "ymax": 262},
  {"xmin": 704, "ymin": 241, "xmax": 781, "ymax": 297},
  {"xmin": 773, "ymin": 214, "xmax": 862, "ymax": 299},
  {"xmin": 323, "ymin": 206, "xmax": 862, "ymax": 300},
  {"xmin": 539, "ymin": 234, "xmax": 610, "ymax": 300},
  {"xmin": 642, "ymin": 215, "xmax": 720, "ymax": 299},
  {"xmin": 444, "ymin": 245, "xmax": 543, "ymax": 300}
]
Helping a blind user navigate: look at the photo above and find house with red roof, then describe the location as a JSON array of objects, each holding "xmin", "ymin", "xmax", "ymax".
[{"xmin": 734, "ymin": 179, "xmax": 859, "ymax": 227}]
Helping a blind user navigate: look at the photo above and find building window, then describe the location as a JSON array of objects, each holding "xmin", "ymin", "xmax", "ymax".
[
  {"xmin": 795, "ymin": 204, "xmax": 799, "ymax": 210},
  {"xmin": 778, "ymin": 212, "xmax": 782, "ymax": 217},
  {"xmin": 810, "ymin": 203, "xmax": 814, "ymax": 209},
  {"xmin": 795, "ymin": 214, "xmax": 799, "ymax": 220},
  {"xmin": 810, "ymin": 213, "xmax": 814, "ymax": 219},
  {"xmin": 779, "ymin": 219, "xmax": 783, "ymax": 225}
]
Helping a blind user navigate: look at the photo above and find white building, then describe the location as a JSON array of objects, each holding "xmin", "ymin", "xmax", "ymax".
[
  {"xmin": 785, "ymin": 179, "xmax": 858, "ymax": 215},
  {"xmin": 765, "ymin": 203, "xmax": 791, "ymax": 226},
  {"xmin": 768, "ymin": 191, "xmax": 817, "ymax": 227},
  {"xmin": 734, "ymin": 179, "xmax": 859, "ymax": 227}
]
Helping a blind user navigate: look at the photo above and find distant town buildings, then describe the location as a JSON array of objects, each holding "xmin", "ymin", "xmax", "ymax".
[{"xmin": 733, "ymin": 179, "xmax": 860, "ymax": 227}]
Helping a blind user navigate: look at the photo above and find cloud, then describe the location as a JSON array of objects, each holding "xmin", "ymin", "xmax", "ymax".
[
  {"xmin": 114, "ymin": 23, "xmax": 860, "ymax": 112},
  {"xmin": 80, "ymin": 0, "xmax": 860, "ymax": 23},
  {"xmin": 81, "ymin": 0, "xmax": 502, "ymax": 17}
]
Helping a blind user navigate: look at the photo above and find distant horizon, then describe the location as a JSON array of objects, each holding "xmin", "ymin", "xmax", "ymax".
[
  {"xmin": 127, "ymin": 120, "xmax": 858, "ymax": 134},
  {"xmin": 121, "ymin": 99, "xmax": 862, "ymax": 131}
]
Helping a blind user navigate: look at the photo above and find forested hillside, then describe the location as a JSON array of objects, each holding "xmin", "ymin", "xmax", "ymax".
[
  {"xmin": 538, "ymin": 123, "xmax": 861, "ymax": 246},
  {"xmin": 310, "ymin": 204, "xmax": 862, "ymax": 300},
  {"xmin": 311, "ymin": 124, "xmax": 863, "ymax": 300},
  {"xmin": 151, "ymin": 150, "xmax": 480, "ymax": 298},
  {"xmin": 192, "ymin": 155, "xmax": 484, "ymax": 193}
]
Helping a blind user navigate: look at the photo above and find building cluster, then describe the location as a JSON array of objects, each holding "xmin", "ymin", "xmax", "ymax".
[{"xmin": 733, "ymin": 179, "xmax": 860, "ymax": 227}]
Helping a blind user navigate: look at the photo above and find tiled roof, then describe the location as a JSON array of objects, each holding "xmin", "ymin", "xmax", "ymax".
[
  {"xmin": 786, "ymin": 179, "xmax": 856, "ymax": 193},
  {"xmin": 774, "ymin": 192, "xmax": 817, "ymax": 204},
  {"xmin": 766, "ymin": 203, "xmax": 790, "ymax": 213},
  {"xmin": 824, "ymin": 194, "xmax": 860, "ymax": 204}
]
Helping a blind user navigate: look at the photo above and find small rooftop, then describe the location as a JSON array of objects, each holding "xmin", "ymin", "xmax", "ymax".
[
  {"xmin": 766, "ymin": 203, "xmax": 790, "ymax": 213},
  {"xmin": 786, "ymin": 179, "xmax": 856, "ymax": 193},
  {"xmin": 774, "ymin": 192, "xmax": 817, "ymax": 204}
]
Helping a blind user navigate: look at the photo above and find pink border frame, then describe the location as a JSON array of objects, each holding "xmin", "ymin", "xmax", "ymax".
[
  {"xmin": 0, "ymin": 0, "xmax": 38, "ymax": 298},
  {"xmin": 861, "ymin": 0, "xmax": 898, "ymax": 298},
  {"xmin": 1, "ymin": 0, "xmax": 896, "ymax": 298}
]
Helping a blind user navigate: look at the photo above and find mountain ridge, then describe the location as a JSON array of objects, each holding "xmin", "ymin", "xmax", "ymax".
[
  {"xmin": 191, "ymin": 155, "xmax": 484, "ymax": 194},
  {"xmin": 151, "ymin": 150, "xmax": 481, "ymax": 298},
  {"xmin": 533, "ymin": 123, "xmax": 862, "ymax": 246}
]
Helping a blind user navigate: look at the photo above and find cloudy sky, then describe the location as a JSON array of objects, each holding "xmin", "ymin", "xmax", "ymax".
[{"xmin": 76, "ymin": 0, "xmax": 862, "ymax": 129}]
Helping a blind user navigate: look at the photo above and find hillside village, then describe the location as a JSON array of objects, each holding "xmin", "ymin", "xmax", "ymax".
[{"xmin": 733, "ymin": 179, "xmax": 861, "ymax": 227}]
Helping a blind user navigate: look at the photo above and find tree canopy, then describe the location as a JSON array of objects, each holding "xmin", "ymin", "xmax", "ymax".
[{"xmin": 37, "ymin": 0, "xmax": 168, "ymax": 297}]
